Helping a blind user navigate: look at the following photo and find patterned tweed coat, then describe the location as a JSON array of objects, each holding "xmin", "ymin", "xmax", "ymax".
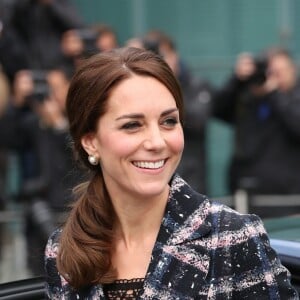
[{"xmin": 45, "ymin": 175, "xmax": 298, "ymax": 299}]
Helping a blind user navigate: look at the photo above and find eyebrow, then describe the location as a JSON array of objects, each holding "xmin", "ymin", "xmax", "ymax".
[{"xmin": 115, "ymin": 108, "xmax": 178, "ymax": 121}]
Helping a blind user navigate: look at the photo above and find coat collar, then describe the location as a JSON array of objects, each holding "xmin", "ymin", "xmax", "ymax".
[
  {"xmin": 156, "ymin": 174, "xmax": 212, "ymax": 246},
  {"xmin": 139, "ymin": 174, "xmax": 213, "ymax": 299}
]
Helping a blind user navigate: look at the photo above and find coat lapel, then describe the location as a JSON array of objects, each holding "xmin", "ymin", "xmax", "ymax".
[{"xmin": 140, "ymin": 175, "xmax": 213, "ymax": 299}]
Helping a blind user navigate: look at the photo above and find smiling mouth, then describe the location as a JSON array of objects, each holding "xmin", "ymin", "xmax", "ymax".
[{"xmin": 132, "ymin": 160, "xmax": 166, "ymax": 169}]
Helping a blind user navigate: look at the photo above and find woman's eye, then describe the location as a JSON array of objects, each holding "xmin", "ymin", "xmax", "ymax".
[
  {"xmin": 121, "ymin": 121, "xmax": 141, "ymax": 130},
  {"xmin": 162, "ymin": 117, "xmax": 179, "ymax": 127}
]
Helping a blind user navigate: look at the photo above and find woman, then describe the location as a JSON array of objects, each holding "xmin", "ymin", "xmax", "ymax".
[{"xmin": 45, "ymin": 47, "xmax": 298, "ymax": 299}]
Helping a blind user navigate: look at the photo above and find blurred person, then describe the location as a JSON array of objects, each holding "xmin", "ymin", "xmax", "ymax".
[
  {"xmin": 59, "ymin": 27, "xmax": 99, "ymax": 77},
  {"xmin": 59, "ymin": 24, "xmax": 118, "ymax": 76},
  {"xmin": 0, "ymin": 67, "xmax": 84, "ymax": 275},
  {"xmin": 44, "ymin": 47, "xmax": 297, "ymax": 299},
  {"xmin": 146, "ymin": 30, "xmax": 191, "ymax": 88},
  {"xmin": 8, "ymin": 0, "xmax": 84, "ymax": 70},
  {"xmin": 58, "ymin": 29, "xmax": 85, "ymax": 75},
  {"xmin": 143, "ymin": 30, "xmax": 213, "ymax": 194},
  {"xmin": 0, "ymin": 70, "xmax": 43, "ymax": 219},
  {"xmin": 125, "ymin": 36, "xmax": 144, "ymax": 49},
  {"xmin": 0, "ymin": 70, "xmax": 37, "ymax": 179},
  {"xmin": 94, "ymin": 23, "xmax": 119, "ymax": 52},
  {"xmin": 213, "ymin": 48, "xmax": 300, "ymax": 216},
  {"xmin": 21, "ymin": 68, "xmax": 85, "ymax": 275}
]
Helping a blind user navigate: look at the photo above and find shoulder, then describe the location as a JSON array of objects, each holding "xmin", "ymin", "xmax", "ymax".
[
  {"xmin": 45, "ymin": 228, "xmax": 62, "ymax": 260},
  {"xmin": 45, "ymin": 228, "xmax": 73, "ymax": 297},
  {"xmin": 208, "ymin": 201, "xmax": 272, "ymax": 251},
  {"xmin": 210, "ymin": 202, "xmax": 264, "ymax": 232},
  {"xmin": 168, "ymin": 175, "xmax": 265, "ymax": 238},
  {"xmin": 170, "ymin": 175, "xmax": 264, "ymax": 236},
  {"xmin": 207, "ymin": 203, "xmax": 299, "ymax": 298},
  {"xmin": 168, "ymin": 175, "xmax": 267, "ymax": 246},
  {"xmin": 45, "ymin": 228, "xmax": 62, "ymax": 279}
]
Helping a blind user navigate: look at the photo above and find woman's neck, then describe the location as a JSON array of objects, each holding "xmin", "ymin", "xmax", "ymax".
[
  {"xmin": 112, "ymin": 187, "xmax": 169, "ymax": 248},
  {"xmin": 110, "ymin": 190, "xmax": 169, "ymax": 280}
]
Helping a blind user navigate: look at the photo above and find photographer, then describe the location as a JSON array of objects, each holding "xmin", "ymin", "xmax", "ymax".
[
  {"xmin": 213, "ymin": 48, "xmax": 300, "ymax": 216},
  {"xmin": 59, "ymin": 25, "xmax": 118, "ymax": 77},
  {"xmin": 0, "ymin": 68, "xmax": 85, "ymax": 275},
  {"xmin": 24, "ymin": 68, "xmax": 86, "ymax": 275}
]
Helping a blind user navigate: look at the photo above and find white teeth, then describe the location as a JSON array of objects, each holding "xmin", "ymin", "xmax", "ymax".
[{"xmin": 133, "ymin": 160, "xmax": 165, "ymax": 169}]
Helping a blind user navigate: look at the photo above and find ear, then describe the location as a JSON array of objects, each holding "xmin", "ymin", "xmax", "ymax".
[{"xmin": 81, "ymin": 133, "xmax": 99, "ymax": 156}]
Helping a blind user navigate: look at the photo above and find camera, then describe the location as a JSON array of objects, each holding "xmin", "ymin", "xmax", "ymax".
[
  {"xmin": 246, "ymin": 57, "xmax": 268, "ymax": 86},
  {"xmin": 26, "ymin": 70, "xmax": 50, "ymax": 103},
  {"xmin": 75, "ymin": 28, "xmax": 99, "ymax": 57}
]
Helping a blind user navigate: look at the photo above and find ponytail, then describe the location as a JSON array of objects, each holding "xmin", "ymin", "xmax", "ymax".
[{"xmin": 57, "ymin": 173, "xmax": 116, "ymax": 289}]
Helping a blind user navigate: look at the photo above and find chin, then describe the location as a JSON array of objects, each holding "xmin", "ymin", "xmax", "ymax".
[{"xmin": 134, "ymin": 182, "xmax": 169, "ymax": 198}]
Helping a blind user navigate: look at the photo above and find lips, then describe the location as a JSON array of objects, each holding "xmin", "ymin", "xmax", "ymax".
[{"xmin": 132, "ymin": 159, "xmax": 165, "ymax": 169}]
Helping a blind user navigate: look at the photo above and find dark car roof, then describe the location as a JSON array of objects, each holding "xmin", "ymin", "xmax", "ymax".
[{"xmin": 0, "ymin": 276, "xmax": 45, "ymax": 300}]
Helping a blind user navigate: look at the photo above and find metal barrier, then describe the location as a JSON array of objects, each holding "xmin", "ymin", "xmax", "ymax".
[
  {"xmin": 0, "ymin": 207, "xmax": 30, "ymax": 283},
  {"xmin": 0, "ymin": 203, "xmax": 66, "ymax": 283},
  {"xmin": 214, "ymin": 192, "xmax": 300, "ymax": 215}
]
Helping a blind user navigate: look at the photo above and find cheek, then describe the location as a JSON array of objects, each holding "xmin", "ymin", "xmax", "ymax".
[
  {"xmin": 98, "ymin": 133, "xmax": 138, "ymax": 157},
  {"xmin": 169, "ymin": 129, "xmax": 184, "ymax": 154},
  {"xmin": 99, "ymin": 129, "xmax": 184, "ymax": 157}
]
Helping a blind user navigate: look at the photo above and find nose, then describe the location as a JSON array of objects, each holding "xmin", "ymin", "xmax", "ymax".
[{"xmin": 143, "ymin": 125, "xmax": 166, "ymax": 151}]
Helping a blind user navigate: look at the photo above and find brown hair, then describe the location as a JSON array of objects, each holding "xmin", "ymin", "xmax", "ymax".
[{"xmin": 57, "ymin": 47, "xmax": 184, "ymax": 289}]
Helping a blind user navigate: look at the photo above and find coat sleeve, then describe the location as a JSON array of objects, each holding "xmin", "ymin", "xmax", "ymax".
[
  {"xmin": 229, "ymin": 213, "xmax": 299, "ymax": 299},
  {"xmin": 44, "ymin": 229, "xmax": 69, "ymax": 299},
  {"xmin": 212, "ymin": 75, "xmax": 247, "ymax": 124},
  {"xmin": 44, "ymin": 229, "xmax": 95, "ymax": 299},
  {"xmin": 208, "ymin": 204, "xmax": 298, "ymax": 299}
]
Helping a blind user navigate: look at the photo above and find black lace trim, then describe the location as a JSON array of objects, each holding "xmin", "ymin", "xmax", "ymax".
[{"xmin": 103, "ymin": 278, "xmax": 145, "ymax": 299}]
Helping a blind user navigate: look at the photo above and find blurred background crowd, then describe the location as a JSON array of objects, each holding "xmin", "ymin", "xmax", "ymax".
[{"xmin": 1, "ymin": 0, "xmax": 300, "ymax": 281}]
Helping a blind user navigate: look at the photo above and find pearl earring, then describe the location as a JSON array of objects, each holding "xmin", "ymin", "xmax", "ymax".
[{"xmin": 88, "ymin": 155, "xmax": 99, "ymax": 166}]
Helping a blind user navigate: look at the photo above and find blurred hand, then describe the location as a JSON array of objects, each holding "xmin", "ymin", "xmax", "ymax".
[
  {"xmin": 34, "ymin": 96, "xmax": 67, "ymax": 130},
  {"xmin": 263, "ymin": 73, "xmax": 279, "ymax": 93},
  {"xmin": 12, "ymin": 70, "xmax": 35, "ymax": 107}
]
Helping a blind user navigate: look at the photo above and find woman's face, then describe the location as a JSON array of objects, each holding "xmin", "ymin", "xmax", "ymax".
[{"xmin": 81, "ymin": 75, "xmax": 184, "ymax": 202}]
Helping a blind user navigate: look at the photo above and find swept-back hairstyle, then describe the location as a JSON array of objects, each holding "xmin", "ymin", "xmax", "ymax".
[{"xmin": 57, "ymin": 47, "xmax": 184, "ymax": 289}]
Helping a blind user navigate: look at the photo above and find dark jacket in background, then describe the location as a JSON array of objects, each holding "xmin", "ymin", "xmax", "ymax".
[
  {"xmin": 9, "ymin": 0, "xmax": 84, "ymax": 70},
  {"xmin": 22, "ymin": 114, "xmax": 85, "ymax": 275},
  {"xmin": 23, "ymin": 122, "xmax": 84, "ymax": 210},
  {"xmin": 0, "ymin": 105, "xmax": 85, "ymax": 275},
  {"xmin": 176, "ymin": 64, "xmax": 213, "ymax": 194},
  {"xmin": 213, "ymin": 76, "xmax": 300, "ymax": 195}
]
